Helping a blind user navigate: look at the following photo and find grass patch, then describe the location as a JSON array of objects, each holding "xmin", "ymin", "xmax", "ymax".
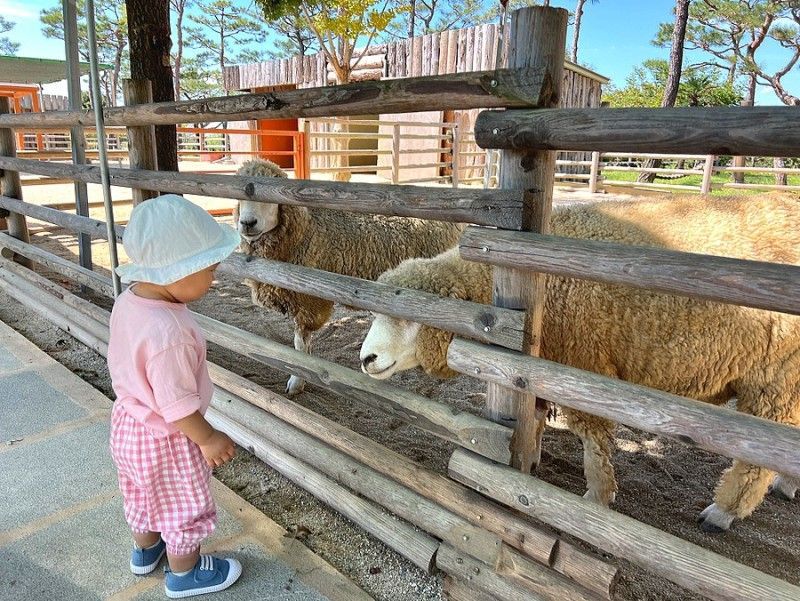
[{"xmin": 600, "ymin": 170, "xmax": 800, "ymax": 195}]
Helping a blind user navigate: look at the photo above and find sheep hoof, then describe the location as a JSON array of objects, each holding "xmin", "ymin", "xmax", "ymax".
[
  {"xmin": 698, "ymin": 503, "xmax": 734, "ymax": 533},
  {"xmin": 285, "ymin": 376, "xmax": 306, "ymax": 397},
  {"xmin": 769, "ymin": 476, "xmax": 797, "ymax": 501}
]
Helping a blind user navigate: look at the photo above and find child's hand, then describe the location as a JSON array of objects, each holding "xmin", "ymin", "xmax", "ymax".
[{"xmin": 199, "ymin": 430, "xmax": 236, "ymax": 467}]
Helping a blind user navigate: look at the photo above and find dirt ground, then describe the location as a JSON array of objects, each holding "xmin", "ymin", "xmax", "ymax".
[{"xmin": 2, "ymin": 186, "xmax": 799, "ymax": 600}]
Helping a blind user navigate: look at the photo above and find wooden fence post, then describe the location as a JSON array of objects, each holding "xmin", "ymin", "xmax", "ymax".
[
  {"xmin": 701, "ymin": 154, "xmax": 715, "ymax": 194},
  {"xmin": 0, "ymin": 98, "xmax": 32, "ymax": 268},
  {"xmin": 451, "ymin": 123, "xmax": 460, "ymax": 188},
  {"xmin": 392, "ymin": 123, "xmax": 401, "ymax": 184},
  {"xmin": 487, "ymin": 6, "xmax": 568, "ymax": 472},
  {"xmin": 123, "ymin": 80, "xmax": 159, "ymax": 204},
  {"xmin": 589, "ymin": 150, "xmax": 601, "ymax": 194}
]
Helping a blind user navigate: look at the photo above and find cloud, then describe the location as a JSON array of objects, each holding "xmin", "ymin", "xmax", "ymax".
[{"xmin": 0, "ymin": 0, "xmax": 36, "ymax": 19}]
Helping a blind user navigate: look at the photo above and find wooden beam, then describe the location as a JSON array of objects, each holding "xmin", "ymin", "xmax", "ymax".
[
  {"xmin": 447, "ymin": 338, "xmax": 800, "ymax": 480},
  {"xmin": 207, "ymin": 407, "xmax": 439, "ymax": 573},
  {"xmin": 0, "ymin": 233, "xmax": 114, "ymax": 297},
  {"xmin": 0, "ymin": 68, "xmax": 555, "ymax": 129},
  {"xmin": 437, "ymin": 543, "xmax": 549, "ymax": 601},
  {"xmin": 218, "ymin": 253, "xmax": 525, "ymax": 351},
  {"xmin": 210, "ymin": 387, "xmax": 503, "ymax": 563},
  {"xmin": 0, "ymin": 156, "xmax": 524, "ymax": 229},
  {"xmin": 459, "ymin": 227, "xmax": 800, "ymax": 316},
  {"xmin": 0, "ymin": 195, "xmax": 124, "ymax": 241},
  {"xmin": 475, "ymin": 107, "xmax": 800, "ymax": 157},
  {"xmin": 195, "ymin": 312, "xmax": 513, "ymax": 463},
  {"xmin": 488, "ymin": 6, "xmax": 568, "ymax": 473},
  {"xmin": 449, "ymin": 449, "xmax": 800, "ymax": 601}
]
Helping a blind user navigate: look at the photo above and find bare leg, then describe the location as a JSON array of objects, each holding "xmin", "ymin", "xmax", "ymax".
[
  {"xmin": 167, "ymin": 549, "xmax": 201, "ymax": 573},
  {"xmin": 133, "ymin": 531, "xmax": 160, "ymax": 549},
  {"xmin": 286, "ymin": 327, "xmax": 312, "ymax": 396},
  {"xmin": 566, "ymin": 409, "xmax": 618, "ymax": 506}
]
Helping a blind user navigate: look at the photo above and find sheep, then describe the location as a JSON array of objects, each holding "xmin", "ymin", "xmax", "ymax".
[
  {"xmin": 234, "ymin": 158, "xmax": 465, "ymax": 396},
  {"xmin": 359, "ymin": 193, "xmax": 800, "ymax": 533}
]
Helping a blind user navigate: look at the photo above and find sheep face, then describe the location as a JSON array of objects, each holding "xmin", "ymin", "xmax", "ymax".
[
  {"xmin": 235, "ymin": 199, "xmax": 279, "ymax": 242},
  {"xmin": 360, "ymin": 315, "xmax": 458, "ymax": 379},
  {"xmin": 360, "ymin": 314, "xmax": 422, "ymax": 379}
]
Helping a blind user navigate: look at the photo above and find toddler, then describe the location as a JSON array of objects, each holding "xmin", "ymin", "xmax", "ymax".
[{"xmin": 108, "ymin": 194, "xmax": 242, "ymax": 598}]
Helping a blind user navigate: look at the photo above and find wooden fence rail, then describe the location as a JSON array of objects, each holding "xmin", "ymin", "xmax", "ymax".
[
  {"xmin": 447, "ymin": 338, "xmax": 800, "ymax": 481},
  {"xmin": 449, "ymin": 449, "xmax": 800, "ymax": 601},
  {"xmin": 475, "ymin": 107, "xmax": 800, "ymax": 157},
  {"xmin": 0, "ymin": 156, "xmax": 524, "ymax": 229},
  {"xmin": 0, "ymin": 68, "xmax": 552, "ymax": 129},
  {"xmin": 459, "ymin": 226, "xmax": 800, "ymax": 315}
]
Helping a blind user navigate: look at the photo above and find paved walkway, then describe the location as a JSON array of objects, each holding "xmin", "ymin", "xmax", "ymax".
[{"xmin": 0, "ymin": 319, "xmax": 372, "ymax": 601}]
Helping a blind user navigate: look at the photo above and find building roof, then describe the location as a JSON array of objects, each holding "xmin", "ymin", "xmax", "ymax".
[{"xmin": 0, "ymin": 55, "xmax": 113, "ymax": 85}]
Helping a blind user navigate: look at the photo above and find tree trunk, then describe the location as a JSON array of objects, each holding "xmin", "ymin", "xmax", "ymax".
[
  {"xmin": 173, "ymin": 3, "xmax": 185, "ymax": 99},
  {"xmin": 570, "ymin": 0, "xmax": 586, "ymax": 63},
  {"xmin": 409, "ymin": 0, "xmax": 416, "ymax": 38},
  {"xmin": 127, "ymin": 0, "xmax": 179, "ymax": 172},
  {"xmin": 639, "ymin": 0, "xmax": 689, "ymax": 184}
]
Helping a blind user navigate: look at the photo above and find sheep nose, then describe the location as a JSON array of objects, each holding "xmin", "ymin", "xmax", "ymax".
[
  {"xmin": 361, "ymin": 354, "xmax": 378, "ymax": 369},
  {"xmin": 239, "ymin": 217, "xmax": 257, "ymax": 229}
]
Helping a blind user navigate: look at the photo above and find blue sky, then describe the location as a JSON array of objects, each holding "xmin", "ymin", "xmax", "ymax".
[{"xmin": 1, "ymin": 0, "xmax": 797, "ymax": 104}]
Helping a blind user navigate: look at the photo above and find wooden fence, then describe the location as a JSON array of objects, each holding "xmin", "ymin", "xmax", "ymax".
[
  {"xmin": 1, "ymin": 6, "xmax": 799, "ymax": 601},
  {"xmin": 554, "ymin": 151, "xmax": 800, "ymax": 194}
]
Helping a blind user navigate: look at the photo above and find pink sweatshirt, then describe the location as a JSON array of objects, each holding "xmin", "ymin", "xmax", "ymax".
[{"xmin": 107, "ymin": 288, "xmax": 213, "ymax": 437}]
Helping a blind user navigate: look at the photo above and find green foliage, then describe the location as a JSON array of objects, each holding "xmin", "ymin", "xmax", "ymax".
[
  {"xmin": 603, "ymin": 59, "xmax": 743, "ymax": 108},
  {"xmin": 655, "ymin": 0, "xmax": 800, "ymax": 104},
  {"xmin": 178, "ymin": 55, "xmax": 225, "ymax": 99},
  {"xmin": 40, "ymin": 0, "xmax": 128, "ymax": 105},
  {"xmin": 255, "ymin": 0, "xmax": 405, "ymax": 82},
  {"xmin": 0, "ymin": 16, "xmax": 19, "ymax": 55}
]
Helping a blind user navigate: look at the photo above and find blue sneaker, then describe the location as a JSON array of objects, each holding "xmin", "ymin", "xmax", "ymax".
[
  {"xmin": 130, "ymin": 539, "xmax": 167, "ymax": 575},
  {"xmin": 164, "ymin": 555, "xmax": 243, "ymax": 599}
]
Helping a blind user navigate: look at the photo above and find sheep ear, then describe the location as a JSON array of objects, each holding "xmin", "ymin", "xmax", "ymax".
[{"xmin": 417, "ymin": 326, "xmax": 458, "ymax": 379}]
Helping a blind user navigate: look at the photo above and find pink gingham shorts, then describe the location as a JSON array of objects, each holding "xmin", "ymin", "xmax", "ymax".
[{"xmin": 109, "ymin": 403, "xmax": 217, "ymax": 556}]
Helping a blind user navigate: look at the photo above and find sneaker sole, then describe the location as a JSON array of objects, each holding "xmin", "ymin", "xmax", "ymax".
[
  {"xmin": 164, "ymin": 558, "xmax": 243, "ymax": 599},
  {"xmin": 130, "ymin": 548, "xmax": 167, "ymax": 575}
]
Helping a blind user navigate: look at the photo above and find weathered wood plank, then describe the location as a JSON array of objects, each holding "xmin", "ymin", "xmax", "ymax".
[
  {"xmin": 0, "ymin": 69, "xmax": 554, "ymax": 129},
  {"xmin": 0, "ymin": 194, "xmax": 122, "ymax": 241},
  {"xmin": 459, "ymin": 226, "xmax": 800, "ymax": 316},
  {"xmin": 437, "ymin": 543, "xmax": 548, "ymax": 601},
  {"xmin": 0, "ymin": 156, "xmax": 524, "ymax": 229},
  {"xmin": 475, "ymin": 107, "xmax": 800, "ymax": 157},
  {"xmin": 0, "ymin": 232, "xmax": 115, "ymax": 297},
  {"xmin": 443, "ymin": 577, "xmax": 497, "ymax": 601},
  {"xmin": 206, "ymin": 363, "xmax": 559, "ymax": 567},
  {"xmin": 449, "ymin": 449, "xmax": 800, "ymax": 601},
  {"xmin": 489, "ymin": 6, "xmax": 568, "ymax": 474},
  {"xmin": 195, "ymin": 312, "xmax": 514, "ymax": 463},
  {"xmin": 218, "ymin": 253, "xmax": 526, "ymax": 351},
  {"xmin": 207, "ymin": 406, "xmax": 439, "ymax": 573},
  {"xmin": 447, "ymin": 338, "xmax": 800, "ymax": 480},
  {"xmin": 210, "ymin": 387, "xmax": 502, "ymax": 565}
]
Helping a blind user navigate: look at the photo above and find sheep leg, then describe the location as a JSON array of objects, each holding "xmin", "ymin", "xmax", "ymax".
[
  {"xmin": 566, "ymin": 409, "xmax": 618, "ymax": 506},
  {"xmin": 769, "ymin": 474, "xmax": 799, "ymax": 501},
  {"xmin": 700, "ymin": 384, "xmax": 799, "ymax": 533},
  {"xmin": 286, "ymin": 328, "xmax": 313, "ymax": 396}
]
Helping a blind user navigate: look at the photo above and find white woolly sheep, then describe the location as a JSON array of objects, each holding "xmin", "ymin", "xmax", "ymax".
[
  {"xmin": 359, "ymin": 193, "xmax": 800, "ymax": 532},
  {"xmin": 234, "ymin": 158, "xmax": 464, "ymax": 395}
]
